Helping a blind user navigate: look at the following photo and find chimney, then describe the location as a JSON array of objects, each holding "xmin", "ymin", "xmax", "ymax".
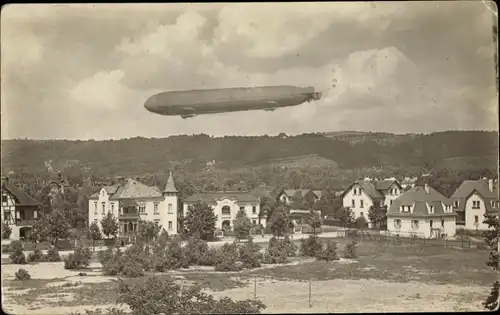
[
  {"xmin": 424, "ymin": 183, "xmax": 430, "ymax": 194},
  {"xmin": 489, "ymin": 179, "xmax": 494, "ymax": 192}
]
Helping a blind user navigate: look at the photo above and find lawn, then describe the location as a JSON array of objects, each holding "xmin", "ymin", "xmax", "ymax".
[{"xmin": 1, "ymin": 239, "xmax": 495, "ymax": 314}]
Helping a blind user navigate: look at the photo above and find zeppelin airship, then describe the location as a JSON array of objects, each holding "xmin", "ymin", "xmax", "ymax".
[{"xmin": 144, "ymin": 85, "xmax": 322, "ymax": 119}]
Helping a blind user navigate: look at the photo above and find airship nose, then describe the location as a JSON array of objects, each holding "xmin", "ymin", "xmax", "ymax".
[{"xmin": 144, "ymin": 96, "xmax": 156, "ymax": 112}]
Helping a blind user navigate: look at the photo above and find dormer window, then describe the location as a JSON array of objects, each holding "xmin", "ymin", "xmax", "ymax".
[
  {"xmin": 400, "ymin": 206, "xmax": 410, "ymax": 213},
  {"xmin": 454, "ymin": 200, "xmax": 459, "ymax": 208},
  {"xmin": 491, "ymin": 201, "xmax": 496, "ymax": 208},
  {"xmin": 429, "ymin": 205, "xmax": 434, "ymax": 214}
]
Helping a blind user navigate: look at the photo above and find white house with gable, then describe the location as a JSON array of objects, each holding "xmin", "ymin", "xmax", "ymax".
[{"xmin": 88, "ymin": 172, "xmax": 180, "ymax": 239}]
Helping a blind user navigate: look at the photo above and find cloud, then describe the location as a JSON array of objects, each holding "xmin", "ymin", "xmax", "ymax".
[{"xmin": 1, "ymin": 3, "xmax": 498, "ymax": 140}]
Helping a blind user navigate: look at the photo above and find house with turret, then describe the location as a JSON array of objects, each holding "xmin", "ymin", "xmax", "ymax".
[{"xmin": 88, "ymin": 172, "xmax": 179, "ymax": 240}]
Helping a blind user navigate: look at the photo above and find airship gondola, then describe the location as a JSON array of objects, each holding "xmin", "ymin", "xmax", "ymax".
[{"xmin": 144, "ymin": 86, "xmax": 322, "ymax": 119}]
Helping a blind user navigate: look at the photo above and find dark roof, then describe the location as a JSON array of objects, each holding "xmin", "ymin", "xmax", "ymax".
[
  {"xmin": 342, "ymin": 180, "xmax": 402, "ymax": 200},
  {"xmin": 1, "ymin": 184, "xmax": 42, "ymax": 206},
  {"xmin": 387, "ymin": 185, "xmax": 455, "ymax": 218},
  {"xmin": 375, "ymin": 180, "xmax": 402, "ymax": 191},
  {"xmin": 184, "ymin": 191, "xmax": 260, "ymax": 204}
]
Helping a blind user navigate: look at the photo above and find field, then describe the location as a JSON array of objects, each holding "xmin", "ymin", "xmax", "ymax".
[{"xmin": 1, "ymin": 238, "xmax": 494, "ymax": 314}]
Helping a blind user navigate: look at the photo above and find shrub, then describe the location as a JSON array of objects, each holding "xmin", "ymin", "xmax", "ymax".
[
  {"xmin": 27, "ymin": 248, "xmax": 44, "ymax": 263},
  {"xmin": 199, "ymin": 247, "xmax": 217, "ymax": 266},
  {"xmin": 117, "ymin": 276, "xmax": 266, "ymax": 314},
  {"xmin": 45, "ymin": 246, "xmax": 61, "ymax": 262},
  {"xmin": 299, "ymin": 235, "xmax": 323, "ymax": 257},
  {"xmin": 15, "ymin": 268, "xmax": 30, "ymax": 280},
  {"xmin": 9, "ymin": 241, "xmax": 26, "ymax": 264},
  {"xmin": 70, "ymin": 308, "xmax": 126, "ymax": 315},
  {"xmin": 282, "ymin": 236, "xmax": 298, "ymax": 257},
  {"xmin": 262, "ymin": 237, "xmax": 287, "ymax": 264},
  {"xmin": 185, "ymin": 236, "xmax": 211, "ymax": 265},
  {"xmin": 317, "ymin": 240, "xmax": 339, "ymax": 262},
  {"xmin": 238, "ymin": 237, "xmax": 262, "ymax": 269},
  {"xmin": 344, "ymin": 239, "xmax": 358, "ymax": 259},
  {"xmin": 64, "ymin": 246, "xmax": 92, "ymax": 269},
  {"xmin": 124, "ymin": 244, "xmax": 153, "ymax": 271},
  {"xmin": 346, "ymin": 229, "xmax": 359, "ymax": 239},
  {"xmin": 214, "ymin": 241, "xmax": 241, "ymax": 271},
  {"xmin": 122, "ymin": 259, "xmax": 145, "ymax": 277}
]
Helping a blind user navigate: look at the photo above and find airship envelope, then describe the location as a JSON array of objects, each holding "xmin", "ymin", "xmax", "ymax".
[{"xmin": 144, "ymin": 86, "xmax": 322, "ymax": 119}]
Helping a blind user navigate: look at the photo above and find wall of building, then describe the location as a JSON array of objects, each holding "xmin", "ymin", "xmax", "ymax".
[
  {"xmin": 183, "ymin": 198, "xmax": 263, "ymax": 230},
  {"xmin": 342, "ymin": 184, "xmax": 374, "ymax": 223},
  {"xmin": 382, "ymin": 184, "xmax": 402, "ymax": 208},
  {"xmin": 464, "ymin": 193, "xmax": 489, "ymax": 230},
  {"xmin": 387, "ymin": 216, "xmax": 456, "ymax": 238}
]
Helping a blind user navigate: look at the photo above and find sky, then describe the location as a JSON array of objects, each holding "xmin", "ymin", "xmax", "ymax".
[{"xmin": 1, "ymin": 2, "xmax": 498, "ymax": 140}]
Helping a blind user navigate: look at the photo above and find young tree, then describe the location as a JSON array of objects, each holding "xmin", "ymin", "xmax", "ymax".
[
  {"xmin": 233, "ymin": 209, "xmax": 253, "ymax": 240},
  {"xmin": 259, "ymin": 196, "xmax": 276, "ymax": 223},
  {"xmin": 29, "ymin": 219, "xmax": 44, "ymax": 249},
  {"xmin": 368, "ymin": 204, "xmax": 388, "ymax": 229},
  {"xmin": 138, "ymin": 220, "xmax": 161, "ymax": 244},
  {"xmin": 338, "ymin": 207, "xmax": 355, "ymax": 228},
  {"xmin": 483, "ymin": 214, "xmax": 499, "ymax": 310},
  {"xmin": 183, "ymin": 202, "xmax": 218, "ymax": 241},
  {"xmin": 88, "ymin": 221, "xmax": 102, "ymax": 251},
  {"xmin": 41, "ymin": 209, "xmax": 71, "ymax": 246},
  {"xmin": 100, "ymin": 212, "xmax": 119, "ymax": 240},
  {"xmin": 307, "ymin": 209, "xmax": 322, "ymax": 236},
  {"xmin": 268, "ymin": 204, "xmax": 290, "ymax": 239},
  {"xmin": 1, "ymin": 222, "xmax": 12, "ymax": 240},
  {"xmin": 355, "ymin": 216, "xmax": 369, "ymax": 229}
]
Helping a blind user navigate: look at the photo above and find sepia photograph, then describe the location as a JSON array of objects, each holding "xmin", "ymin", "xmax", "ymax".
[{"xmin": 1, "ymin": 2, "xmax": 499, "ymax": 314}]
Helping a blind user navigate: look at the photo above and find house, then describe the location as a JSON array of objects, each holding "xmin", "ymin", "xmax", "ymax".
[
  {"xmin": 183, "ymin": 191, "xmax": 263, "ymax": 231},
  {"xmin": 341, "ymin": 178, "xmax": 403, "ymax": 225},
  {"xmin": 88, "ymin": 172, "xmax": 180, "ymax": 239},
  {"xmin": 450, "ymin": 178, "xmax": 499, "ymax": 230},
  {"xmin": 1, "ymin": 178, "xmax": 43, "ymax": 240},
  {"xmin": 387, "ymin": 183, "xmax": 456, "ymax": 238},
  {"xmin": 277, "ymin": 189, "xmax": 321, "ymax": 206}
]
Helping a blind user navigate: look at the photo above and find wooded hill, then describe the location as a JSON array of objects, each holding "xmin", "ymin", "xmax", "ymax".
[{"xmin": 1, "ymin": 131, "xmax": 497, "ymax": 177}]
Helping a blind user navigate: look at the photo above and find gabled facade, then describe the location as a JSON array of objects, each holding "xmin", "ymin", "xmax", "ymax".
[
  {"xmin": 183, "ymin": 191, "xmax": 263, "ymax": 231},
  {"xmin": 87, "ymin": 172, "xmax": 180, "ymax": 238},
  {"xmin": 387, "ymin": 184, "xmax": 456, "ymax": 238},
  {"xmin": 451, "ymin": 178, "xmax": 499, "ymax": 230},
  {"xmin": 1, "ymin": 179, "xmax": 42, "ymax": 240},
  {"xmin": 341, "ymin": 179, "xmax": 402, "ymax": 225}
]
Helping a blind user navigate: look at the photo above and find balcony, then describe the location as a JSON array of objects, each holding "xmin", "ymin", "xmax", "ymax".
[
  {"xmin": 16, "ymin": 219, "xmax": 36, "ymax": 226},
  {"xmin": 119, "ymin": 212, "xmax": 140, "ymax": 220}
]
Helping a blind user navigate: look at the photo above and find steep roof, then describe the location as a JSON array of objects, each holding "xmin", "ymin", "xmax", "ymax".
[
  {"xmin": 111, "ymin": 179, "xmax": 162, "ymax": 199},
  {"xmin": 451, "ymin": 179, "xmax": 499, "ymax": 212},
  {"xmin": 1, "ymin": 183, "xmax": 42, "ymax": 206},
  {"xmin": 163, "ymin": 171, "xmax": 178, "ymax": 193},
  {"xmin": 387, "ymin": 185, "xmax": 455, "ymax": 217},
  {"xmin": 184, "ymin": 191, "xmax": 260, "ymax": 204},
  {"xmin": 375, "ymin": 180, "xmax": 401, "ymax": 191},
  {"xmin": 313, "ymin": 190, "xmax": 323, "ymax": 199},
  {"xmin": 89, "ymin": 184, "xmax": 120, "ymax": 198}
]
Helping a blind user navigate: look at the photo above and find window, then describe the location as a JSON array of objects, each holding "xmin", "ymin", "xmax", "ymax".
[
  {"xmin": 222, "ymin": 206, "xmax": 231, "ymax": 215},
  {"xmin": 351, "ymin": 200, "xmax": 355, "ymax": 208},
  {"xmin": 33, "ymin": 211, "xmax": 38, "ymax": 219},
  {"xmin": 139, "ymin": 205, "xmax": 146, "ymax": 214},
  {"xmin": 390, "ymin": 200, "xmax": 393, "ymax": 205},
  {"xmin": 3, "ymin": 211, "xmax": 11, "ymax": 221},
  {"xmin": 491, "ymin": 201, "xmax": 496, "ymax": 208},
  {"xmin": 411, "ymin": 220, "xmax": 419, "ymax": 230},
  {"xmin": 472, "ymin": 201, "xmax": 480, "ymax": 209},
  {"xmin": 94, "ymin": 202, "xmax": 98, "ymax": 214},
  {"xmin": 429, "ymin": 205, "xmax": 434, "ymax": 214},
  {"xmin": 239, "ymin": 206, "xmax": 245, "ymax": 211},
  {"xmin": 101, "ymin": 202, "xmax": 105, "ymax": 214},
  {"xmin": 441, "ymin": 219, "xmax": 445, "ymax": 227},
  {"xmin": 252, "ymin": 219, "xmax": 256, "ymax": 225},
  {"xmin": 454, "ymin": 200, "xmax": 459, "ymax": 208},
  {"xmin": 474, "ymin": 215, "xmax": 479, "ymax": 224},
  {"xmin": 252, "ymin": 206, "xmax": 257, "ymax": 214},
  {"xmin": 102, "ymin": 190, "xmax": 105, "ymax": 196},
  {"xmin": 168, "ymin": 221, "xmax": 173, "ymax": 230},
  {"xmin": 430, "ymin": 220, "xmax": 433, "ymax": 228},
  {"xmin": 111, "ymin": 204, "xmax": 114, "ymax": 213},
  {"xmin": 360, "ymin": 212, "xmax": 364, "ymax": 217},
  {"xmin": 360, "ymin": 200, "xmax": 364, "ymax": 208},
  {"xmin": 1, "ymin": 195, "xmax": 7, "ymax": 203},
  {"xmin": 154, "ymin": 203, "xmax": 159, "ymax": 214},
  {"xmin": 394, "ymin": 219, "xmax": 402, "ymax": 229}
]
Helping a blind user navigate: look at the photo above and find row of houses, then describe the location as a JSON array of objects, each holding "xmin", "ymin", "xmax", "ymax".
[
  {"xmin": 340, "ymin": 177, "xmax": 499, "ymax": 238},
  {"xmin": 1, "ymin": 173, "xmax": 498, "ymax": 241}
]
